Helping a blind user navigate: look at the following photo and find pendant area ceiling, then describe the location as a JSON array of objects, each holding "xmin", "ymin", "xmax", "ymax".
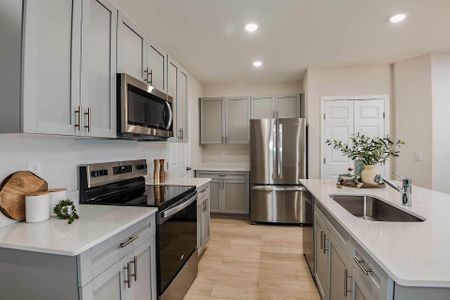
[{"xmin": 140, "ymin": 0, "xmax": 450, "ymax": 84}]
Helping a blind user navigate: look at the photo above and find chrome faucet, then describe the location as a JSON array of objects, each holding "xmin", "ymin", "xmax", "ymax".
[{"xmin": 374, "ymin": 173, "xmax": 412, "ymax": 206}]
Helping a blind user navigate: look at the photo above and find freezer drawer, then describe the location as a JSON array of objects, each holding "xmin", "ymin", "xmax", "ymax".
[{"xmin": 250, "ymin": 185, "xmax": 307, "ymax": 224}]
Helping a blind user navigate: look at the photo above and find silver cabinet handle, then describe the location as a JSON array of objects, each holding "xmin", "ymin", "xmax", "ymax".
[
  {"xmin": 251, "ymin": 185, "xmax": 305, "ymax": 192},
  {"xmin": 278, "ymin": 123, "xmax": 283, "ymax": 175},
  {"xmin": 323, "ymin": 233, "xmax": 328, "ymax": 254},
  {"xmin": 149, "ymin": 69, "xmax": 153, "ymax": 85},
  {"xmin": 353, "ymin": 257, "xmax": 372, "ymax": 275},
  {"xmin": 224, "ymin": 136, "xmax": 228, "ymax": 144},
  {"xmin": 144, "ymin": 67, "xmax": 152, "ymax": 84},
  {"xmin": 120, "ymin": 235, "xmax": 139, "ymax": 248},
  {"xmin": 74, "ymin": 106, "xmax": 81, "ymax": 131},
  {"xmin": 84, "ymin": 108, "xmax": 91, "ymax": 132},
  {"xmin": 130, "ymin": 256, "xmax": 137, "ymax": 282},
  {"xmin": 344, "ymin": 269, "xmax": 352, "ymax": 296},
  {"xmin": 320, "ymin": 230, "xmax": 323, "ymax": 250},
  {"xmin": 124, "ymin": 262, "xmax": 131, "ymax": 288}
]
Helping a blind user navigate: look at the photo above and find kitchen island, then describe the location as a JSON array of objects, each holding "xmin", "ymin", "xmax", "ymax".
[{"xmin": 301, "ymin": 179, "xmax": 450, "ymax": 299}]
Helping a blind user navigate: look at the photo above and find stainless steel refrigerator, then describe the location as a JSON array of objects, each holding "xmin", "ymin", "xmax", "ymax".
[{"xmin": 250, "ymin": 118, "xmax": 308, "ymax": 224}]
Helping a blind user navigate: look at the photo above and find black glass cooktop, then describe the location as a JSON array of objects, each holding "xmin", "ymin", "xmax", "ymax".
[{"xmin": 82, "ymin": 177, "xmax": 195, "ymax": 210}]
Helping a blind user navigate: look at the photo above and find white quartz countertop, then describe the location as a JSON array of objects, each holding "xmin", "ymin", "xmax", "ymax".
[
  {"xmin": 150, "ymin": 177, "xmax": 211, "ymax": 189},
  {"xmin": 300, "ymin": 179, "xmax": 450, "ymax": 288},
  {"xmin": 0, "ymin": 205, "xmax": 158, "ymax": 256},
  {"xmin": 193, "ymin": 163, "xmax": 250, "ymax": 172}
]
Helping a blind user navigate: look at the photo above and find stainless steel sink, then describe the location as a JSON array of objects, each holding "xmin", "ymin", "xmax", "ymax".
[{"xmin": 329, "ymin": 194, "xmax": 425, "ymax": 222}]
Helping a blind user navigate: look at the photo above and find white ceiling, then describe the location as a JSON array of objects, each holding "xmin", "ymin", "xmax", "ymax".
[{"xmin": 144, "ymin": 0, "xmax": 450, "ymax": 85}]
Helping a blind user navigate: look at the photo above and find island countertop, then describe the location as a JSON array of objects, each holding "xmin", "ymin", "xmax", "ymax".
[
  {"xmin": 300, "ymin": 179, "xmax": 450, "ymax": 288},
  {"xmin": 0, "ymin": 205, "xmax": 158, "ymax": 256}
]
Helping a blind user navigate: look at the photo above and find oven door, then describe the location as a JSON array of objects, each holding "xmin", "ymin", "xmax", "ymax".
[
  {"xmin": 157, "ymin": 193, "xmax": 197, "ymax": 295},
  {"xmin": 118, "ymin": 73, "xmax": 173, "ymax": 139}
]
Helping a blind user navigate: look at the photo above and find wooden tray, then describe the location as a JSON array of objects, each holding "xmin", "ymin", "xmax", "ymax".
[
  {"xmin": 337, "ymin": 181, "xmax": 385, "ymax": 189},
  {"xmin": 0, "ymin": 171, "xmax": 48, "ymax": 221}
]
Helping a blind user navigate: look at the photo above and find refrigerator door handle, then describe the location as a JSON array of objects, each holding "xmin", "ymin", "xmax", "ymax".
[
  {"xmin": 252, "ymin": 185, "xmax": 305, "ymax": 192},
  {"xmin": 278, "ymin": 123, "xmax": 283, "ymax": 176},
  {"xmin": 272, "ymin": 121, "xmax": 277, "ymax": 179}
]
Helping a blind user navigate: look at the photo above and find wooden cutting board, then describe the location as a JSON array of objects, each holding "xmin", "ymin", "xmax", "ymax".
[{"xmin": 0, "ymin": 171, "xmax": 48, "ymax": 221}]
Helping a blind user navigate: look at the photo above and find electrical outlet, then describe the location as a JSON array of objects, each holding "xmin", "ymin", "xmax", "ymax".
[
  {"xmin": 27, "ymin": 161, "xmax": 42, "ymax": 176},
  {"xmin": 414, "ymin": 151, "xmax": 423, "ymax": 162}
]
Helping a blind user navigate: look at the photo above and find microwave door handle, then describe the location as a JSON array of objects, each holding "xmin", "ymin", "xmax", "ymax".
[{"xmin": 165, "ymin": 101, "xmax": 173, "ymax": 130}]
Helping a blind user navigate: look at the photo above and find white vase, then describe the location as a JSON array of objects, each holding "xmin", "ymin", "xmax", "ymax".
[{"xmin": 361, "ymin": 165, "xmax": 377, "ymax": 184}]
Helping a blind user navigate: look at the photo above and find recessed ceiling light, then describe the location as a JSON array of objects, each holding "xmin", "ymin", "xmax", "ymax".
[
  {"xmin": 253, "ymin": 61, "xmax": 263, "ymax": 67},
  {"xmin": 245, "ymin": 23, "xmax": 258, "ymax": 32},
  {"xmin": 389, "ymin": 13, "xmax": 407, "ymax": 23}
]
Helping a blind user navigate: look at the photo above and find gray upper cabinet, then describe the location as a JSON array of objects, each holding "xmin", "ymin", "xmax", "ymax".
[
  {"xmin": 276, "ymin": 95, "xmax": 301, "ymax": 118},
  {"xmin": 200, "ymin": 97, "xmax": 250, "ymax": 144},
  {"xmin": 200, "ymin": 98, "xmax": 224, "ymax": 144},
  {"xmin": 250, "ymin": 96, "xmax": 276, "ymax": 119},
  {"xmin": 250, "ymin": 95, "xmax": 302, "ymax": 119},
  {"xmin": 81, "ymin": 0, "xmax": 117, "ymax": 138},
  {"xmin": 22, "ymin": 0, "xmax": 82, "ymax": 135},
  {"xmin": 225, "ymin": 97, "xmax": 250, "ymax": 144},
  {"xmin": 146, "ymin": 42, "xmax": 167, "ymax": 93},
  {"xmin": 117, "ymin": 13, "xmax": 146, "ymax": 81}
]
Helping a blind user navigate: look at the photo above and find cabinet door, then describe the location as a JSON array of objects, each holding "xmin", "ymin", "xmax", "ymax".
[
  {"xmin": 200, "ymin": 98, "xmax": 224, "ymax": 144},
  {"xmin": 146, "ymin": 42, "xmax": 166, "ymax": 92},
  {"xmin": 330, "ymin": 242, "xmax": 351, "ymax": 300},
  {"xmin": 276, "ymin": 95, "xmax": 300, "ymax": 118},
  {"xmin": 209, "ymin": 180, "xmax": 222, "ymax": 213},
  {"xmin": 177, "ymin": 69, "xmax": 189, "ymax": 141},
  {"xmin": 250, "ymin": 96, "xmax": 276, "ymax": 119},
  {"xmin": 128, "ymin": 239, "xmax": 156, "ymax": 300},
  {"xmin": 223, "ymin": 180, "xmax": 249, "ymax": 214},
  {"xmin": 315, "ymin": 216, "xmax": 329, "ymax": 299},
  {"xmin": 81, "ymin": 256, "xmax": 126, "ymax": 300},
  {"xmin": 202, "ymin": 195, "xmax": 211, "ymax": 245},
  {"xmin": 117, "ymin": 13, "xmax": 146, "ymax": 81},
  {"xmin": 197, "ymin": 199, "xmax": 204, "ymax": 253},
  {"xmin": 167, "ymin": 58, "xmax": 179, "ymax": 140},
  {"xmin": 81, "ymin": 0, "xmax": 117, "ymax": 138},
  {"xmin": 353, "ymin": 280, "xmax": 369, "ymax": 300},
  {"xmin": 225, "ymin": 97, "xmax": 250, "ymax": 144},
  {"xmin": 22, "ymin": 0, "xmax": 81, "ymax": 135}
]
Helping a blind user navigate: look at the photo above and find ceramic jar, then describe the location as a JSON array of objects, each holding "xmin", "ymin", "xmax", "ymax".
[{"xmin": 361, "ymin": 164, "xmax": 377, "ymax": 184}]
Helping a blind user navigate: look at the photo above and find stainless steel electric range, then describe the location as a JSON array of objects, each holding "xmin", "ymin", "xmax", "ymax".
[{"xmin": 79, "ymin": 159, "xmax": 198, "ymax": 300}]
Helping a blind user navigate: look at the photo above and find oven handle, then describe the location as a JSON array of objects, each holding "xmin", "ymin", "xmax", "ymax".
[
  {"xmin": 165, "ymin": 101, "xmax": 173, "ymax": 130},
  {"xmin": 161, "ymin": 195, "xmax": 197, "ymax": 221}
]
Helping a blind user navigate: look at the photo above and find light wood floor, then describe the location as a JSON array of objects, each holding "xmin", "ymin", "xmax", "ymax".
[{"xmin": 184, "ymin": 218, "xmax": 320, "ymax": 300}]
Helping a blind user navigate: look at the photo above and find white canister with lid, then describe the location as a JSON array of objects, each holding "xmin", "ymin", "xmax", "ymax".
[
  {"xmin": 48, "ymin": 189, "xmax": 68, "ymax": 217},
  {"xmin": 25, "ymin": 191, "xmax": 50, "ymax": 223}
]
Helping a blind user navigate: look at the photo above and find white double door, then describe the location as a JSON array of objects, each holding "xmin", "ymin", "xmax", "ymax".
[{"xmin": 322, "ymin": 99, "xmax": 386, "ymax": 180}]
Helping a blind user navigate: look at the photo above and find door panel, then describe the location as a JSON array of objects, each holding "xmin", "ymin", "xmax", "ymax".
[
  {"xmin": 276, "ymin": 95, "xmax": 300, "ymax": 118},
  {"xmin": 201, "ymin": 99, "xmax": 223, "ymax": 144},
  {"xmin": 147, "ymin": 44, "xmax": 166, "ymax": 92},
  {"xmin": 250, "ymin": 119, "xmax": 276, "ymax": 184},
  {"xmin": 22, "ymin": 0, "xmax": 80, "ymax": 135},
  {"xmin": 130, "ymin": 241, "xmax": 153, "ymax": 300},
  {"xmin": 275, "ymin": 118, "xmax": 307, "ymax": 183},
  {"xmin": 167, "ymin": 60, "xmax": 178, "ymax": 137},
  {"xmin": 354, "ymin": 99, "xmax": 386, "ymax": 176},
  {"xmin": 117, "ymin": 14, "xmax": 145, "ymax": 80},
  {"xmin": 223, "ymin": 181, "xmax": 249, "ymax": 214},
  {"xmin": 209, "ymin": 181, "xmax": 221, "ymax": 213},
  {"xmin": 177, "ymin": 70, "xmax": 188, "ymax": 141},
  {"xmin": 226, "ymin": 97, "xmax": 250, "ymax": 144},
  {"xmin": 250, "ymin": 186, "xmax": 305, "ymax": 223},
  {"xmin": 250, "ymin": 96, "xmax": 275, "ymax": 119},
  {"xmin": 323, "ymin": 101, "xmax": 354, "ymax": 180},
  {"xmin": 329, "ymin": 242, "xmax": 350, "ymax": 300},
  {"xmin": 315, "ymin": 217, "xmax": 329, "ymax": 299},
  {"xmin": 81, "ymin": 0, "xmax": 117, "ymax": 137}
]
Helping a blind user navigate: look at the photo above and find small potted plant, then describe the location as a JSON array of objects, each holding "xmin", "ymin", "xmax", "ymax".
[
  {"xmin": 326, "ymin": 133, "xmax": 405, "ymax": 184},
  {"xmin": 53, "ymin": 199, "xmax": 79, "ymax": 224}
]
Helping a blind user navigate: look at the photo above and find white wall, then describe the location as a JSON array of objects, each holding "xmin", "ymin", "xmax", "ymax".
[
  {"xmin": 304, "ymin": 65, "xmax": 392, "ymax": 179},
  {"xmin": 200, "ymin": 81, "xmax": 302, "ymax": 164},
  {"xmin": 431, "ymin": 54, "xmax": 450, "ymax": 193},
  {"xmin": 0, "ymin": 135, "xmax": 165, "ymax": 192},
  {"xmin": 393, "ymin": 55, "xmax": 433, "ymax": 189}
]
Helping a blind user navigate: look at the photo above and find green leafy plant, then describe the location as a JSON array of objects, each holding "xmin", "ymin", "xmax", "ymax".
[
  {"xmin": 53, "ymin": 199, "xmax": 79, "ymax": 224},
  {"xmin": 326, "ymin": 133, "xmax": 405, "ymax": 165}
]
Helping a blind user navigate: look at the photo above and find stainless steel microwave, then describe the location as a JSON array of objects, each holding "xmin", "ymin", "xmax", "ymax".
[{"xmin": 117, "ymin": 73, "xmax": 173, "ymax": 140}]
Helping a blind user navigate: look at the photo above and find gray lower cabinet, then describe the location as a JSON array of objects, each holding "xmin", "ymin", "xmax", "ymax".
[
  {"xmin": 196, "ymin": 171, "xmax": 249, "ymax": 215},
  {"xmin": 329, "ymin": 241, "xmax": 351, "ymax": 300},
  {"xmin": 197, "ymin": 183, "xmax": 211, "ymax": 255},
  {"xmin": 0, "ymin": 215, "xmax": 157, "ymax": 300},
  {"xmin": 315, "ymin": 214, "xmax": 329, "ymax": 299}
]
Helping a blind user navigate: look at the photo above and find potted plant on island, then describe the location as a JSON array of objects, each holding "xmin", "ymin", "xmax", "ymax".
[{"xmin": 326, "ymin": 133, "xmax": 405, "ymax": 184}]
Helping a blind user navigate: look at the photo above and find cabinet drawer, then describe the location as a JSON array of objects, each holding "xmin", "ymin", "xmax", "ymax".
[
  {"xmin": 351, "ymin": 241, "xmax": 389, "ymax": 300},
  {"xmin": 198, "ymin": 184, "xmax": 210, "ymax": 202},
  {"xmin": 196, "ymin": 171, "xmax": 249, "ymax": 181},
  {"xmin": 78, "ymin": 215, "xmax": 156, "ymax": 287}
]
